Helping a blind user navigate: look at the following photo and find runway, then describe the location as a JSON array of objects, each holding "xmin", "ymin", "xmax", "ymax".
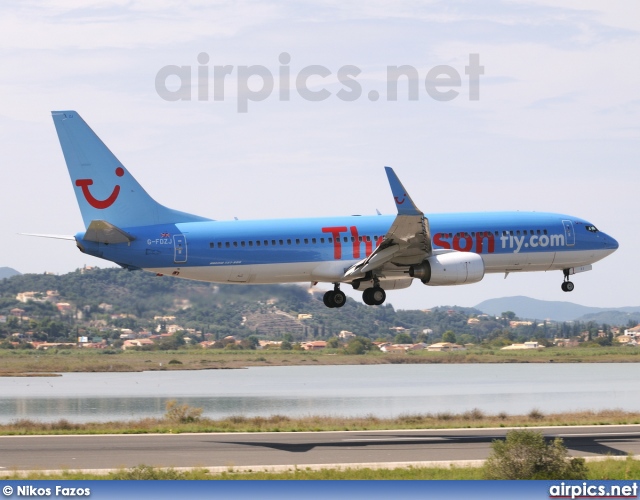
[{"xmin": 2, "ymin": 425, "xmax": 640, "ymax": 473}]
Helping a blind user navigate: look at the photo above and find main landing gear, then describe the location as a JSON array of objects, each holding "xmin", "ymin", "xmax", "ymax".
[
  {"xmin": 322, "ymin": 283, "xmax": 388, "ymax": 308},
  {"xmin": 561, "ymin": 269, "xmax": 575, "ymax": 292},
  {"xmin": 323, "ymin": 285, "xmax": 347, "ymax": 308},
  {"xmin": 362, "ymin": 286, "xmax": 386, "ymax": 306}
]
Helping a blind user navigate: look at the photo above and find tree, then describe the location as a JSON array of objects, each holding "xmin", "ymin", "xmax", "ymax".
[
  {"xmin": 442, "ymin": 330, "xmax": 457, "ymax": 344},
  {"xmin": 0, "ymin": 341, "xmax": 15, "ymax": 349},
  {"xmin": 280, "ymin": 340, "xmax": 292, "ymax": 350},
  {"xmin": 593, "ymin": 336, "xmax": 612, "ymax": 347},
  {"xmin": 158, "ymin": 332, "xmax": 186, "ymax": 350},
  {"xmin": 457, "ymin": 333, "xmax": 475, "ymax": 345},
  {"xmin": 326, "ymin": 337, "xmax": 340, "ymax": 348},
  {"xmin": 483, "ymin": 430, "xmax": 587, "ymax": 480},
  {"xmin": 345, "ymin": 337, "xmax": 372, "ymax": 355},
  {"xmin": 394, "ymin": 332, "xmax": 413, "ymax": 344},
  {"xmin": 246, "ymin": 335, "xmax": 260, "ymax": 349}
]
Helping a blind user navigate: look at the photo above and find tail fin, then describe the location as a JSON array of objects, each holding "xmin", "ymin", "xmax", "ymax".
[{"xmin": 51, "ymin": 111, "xmax": 211, "ymax": 229}]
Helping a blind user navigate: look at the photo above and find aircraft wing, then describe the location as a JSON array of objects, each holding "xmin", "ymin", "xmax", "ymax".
[{"xmin": 345, "ymin": 167, "xmax": 431, "ymax": 278}]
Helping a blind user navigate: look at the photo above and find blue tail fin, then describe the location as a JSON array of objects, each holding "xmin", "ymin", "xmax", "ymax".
[{"xmin": 52, "ymin": 111, "xmax": 211, "ymax": 229}]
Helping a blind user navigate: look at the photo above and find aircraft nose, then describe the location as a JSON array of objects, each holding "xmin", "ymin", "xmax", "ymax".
[{"xmin": 603, "ymin": 233, "xmax": 619, "ymax": 251}]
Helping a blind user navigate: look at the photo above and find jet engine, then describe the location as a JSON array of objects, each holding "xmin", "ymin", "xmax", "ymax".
[{"xmin": 409, "ymin": 252, "xmax": 485, "ymax": 286}]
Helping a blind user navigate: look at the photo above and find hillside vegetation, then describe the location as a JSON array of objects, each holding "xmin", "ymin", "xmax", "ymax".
[{"xmin": 0, "ymin": 267, "xmax": 636, "ymax": 349}]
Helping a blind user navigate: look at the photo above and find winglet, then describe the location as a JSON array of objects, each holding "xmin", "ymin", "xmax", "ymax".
[{"xmin": 384, "ymin": 166, "xmax": 422, "ymax": 216}]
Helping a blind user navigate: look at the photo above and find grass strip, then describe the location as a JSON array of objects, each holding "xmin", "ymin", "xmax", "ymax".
[
  {"xmin": 1, "ymin": 409, "xmax": 640, "ymax": 436},
  {"xmin": 2, "ymin": 457, "xmax": 639, "ymax": 480}
]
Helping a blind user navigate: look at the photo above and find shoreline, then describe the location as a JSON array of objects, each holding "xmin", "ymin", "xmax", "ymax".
[
  {"xmin": 1, "ymin": 346, "xmax": 639, "ymax": 375},
  {"xmin": 2, "ymin": 409, "xmax": 640, "ymax": 436}
]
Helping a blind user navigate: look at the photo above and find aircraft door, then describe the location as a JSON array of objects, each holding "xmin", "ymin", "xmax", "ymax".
[
  {"xmin": 174, "ymin": 234, "xmax": 187, "ymax": 263},
  {"xmin": 562, "ymin": 220, "xmax": 575, "ymax": 246}
]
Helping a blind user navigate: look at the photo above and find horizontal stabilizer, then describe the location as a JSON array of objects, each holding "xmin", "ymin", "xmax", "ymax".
[
  {"xmin": 20, "ymin": 233, "xmax": 75, "ymax": 241},
  {"xmin": 84, "ymin": 220, "xmax": 135, "ymax": 244}
]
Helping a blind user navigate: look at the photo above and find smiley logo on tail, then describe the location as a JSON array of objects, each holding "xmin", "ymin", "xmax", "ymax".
[
  {"xmin": 394, "ymin": 194, "xmax": 406, "ymax": 205},
  {"xmin": 76, "ymin": 167, "xmax": 124, "ymax": 209}
]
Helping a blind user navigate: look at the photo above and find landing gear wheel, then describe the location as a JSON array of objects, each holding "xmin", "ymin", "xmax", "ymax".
[
  {"xmin": 363, "ymin": 287, "xmax": 386, "ymax": 306},
  {"xmin": 332, "ymin": 290, "xmax": 346, "ymax": 308},
  {"xmin": 561, "ymin": 281, "xmax": 574, "ymax": 292},
  {"xmin": 371, "ymin": 287, "xmax": 386, "ymax": 305},
  {"xmin": 363, "ymin": 288, "xmax": 374, "ymax": 306},
  {"xmin": 323, "ymin": 289, "xmax": 346, "ymax": 308},
  {"xmin": 323, "ymin": 291, "xmax": 336, "ymax": 308}
]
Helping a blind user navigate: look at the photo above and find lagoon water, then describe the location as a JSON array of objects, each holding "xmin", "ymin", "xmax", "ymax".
[{"xmin": 0, "ymin": 364, "xmax": 638, "ymax": 423}]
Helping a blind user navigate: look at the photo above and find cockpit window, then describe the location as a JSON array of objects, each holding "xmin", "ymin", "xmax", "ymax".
[{"xmin": 586, "ymin": 225, "xmax": 599, "ymax": 233}]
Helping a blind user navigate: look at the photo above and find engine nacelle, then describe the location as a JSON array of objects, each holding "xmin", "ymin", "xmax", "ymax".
[{"xmin": 409, "ymin": 252, "xmax": 485, "ymax": 286}]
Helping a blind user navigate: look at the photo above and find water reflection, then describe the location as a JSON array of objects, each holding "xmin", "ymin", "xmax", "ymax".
[{"xmin": 0, "ymin": 364, "xmax": 638, "ymax": 423}]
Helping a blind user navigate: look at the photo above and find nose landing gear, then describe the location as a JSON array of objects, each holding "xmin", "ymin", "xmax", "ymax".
[{"xmin": 561, "ymin": 269, "xmax": 574, "ymax": 292}]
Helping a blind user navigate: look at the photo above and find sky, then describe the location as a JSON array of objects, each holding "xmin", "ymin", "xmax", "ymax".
[{"xmin": 1, "ymin": 1, "xmax": 638, "ymax": 311}]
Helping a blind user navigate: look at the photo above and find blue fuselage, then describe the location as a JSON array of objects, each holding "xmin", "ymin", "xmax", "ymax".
[{"xmin": 75, "ymin": 211, "xmax": 618, "ymax": 285}]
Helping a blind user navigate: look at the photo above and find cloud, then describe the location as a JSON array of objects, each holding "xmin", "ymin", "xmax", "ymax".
[{"xmin": 0, "ymin": 1, "xmax": 281, "ymax": 50}]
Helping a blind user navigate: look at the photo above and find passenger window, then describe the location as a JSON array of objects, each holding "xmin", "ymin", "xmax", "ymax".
[
  {"xmin": 287, "ymin": 239, "xmax": 291, "ymax": 245},
  {"xmin": 233, "ymin": 242, "xmax": 238, "ymax": 247},
  {"xmin": 304, "ymin": 238, "xmax": 309, "ymax": 244},
  {"xmin": 248, "ymin": 241, "xmax": 253, "ymax": 247},
  {"xmin": 256, "ymin": 241, "xmax": 260, "ymax": 246},
  {"xmin": 241, "ymin": 241, "xmax": 245, "ymax": 247},
  {"xmin": 225, "ymin": 242, "xmax": 230, "ymax": 248},
  {"xmin": 279, "ymin": 240, "xmax": 283, "ymax": 245},
  {"xmin": 296, "ymin": 239, "xmax": 300, "ymax": 244},
  {"xmin": 217, "ymin": 242, "xmax": 222, "ymax": 248},
  {"xmin": 209, "ymin": 242, "xmax": 214, "ymax": 248}
]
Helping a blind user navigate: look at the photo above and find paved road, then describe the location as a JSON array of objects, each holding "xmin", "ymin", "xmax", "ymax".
[{"xmin": 2, "ymin": 426, "xmax": 640, "ymax": 472}]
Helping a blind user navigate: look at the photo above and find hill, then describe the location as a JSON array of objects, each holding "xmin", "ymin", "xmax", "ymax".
[
  {"xmin": 0, "ymin": 267, "xmax": 487, "ymax": 342},
  {"xmin": 0, "ymin": 267, "xmax": 21, "ymax": 280},
  {"xmin": 475, "ymin": 296, "xmax": 640, "ymax": 322}
]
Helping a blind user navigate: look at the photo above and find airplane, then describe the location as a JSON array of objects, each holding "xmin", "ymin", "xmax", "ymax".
[{"xmin": 44, "ymin": 110, "xmax": 618, "ymax": 308}]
